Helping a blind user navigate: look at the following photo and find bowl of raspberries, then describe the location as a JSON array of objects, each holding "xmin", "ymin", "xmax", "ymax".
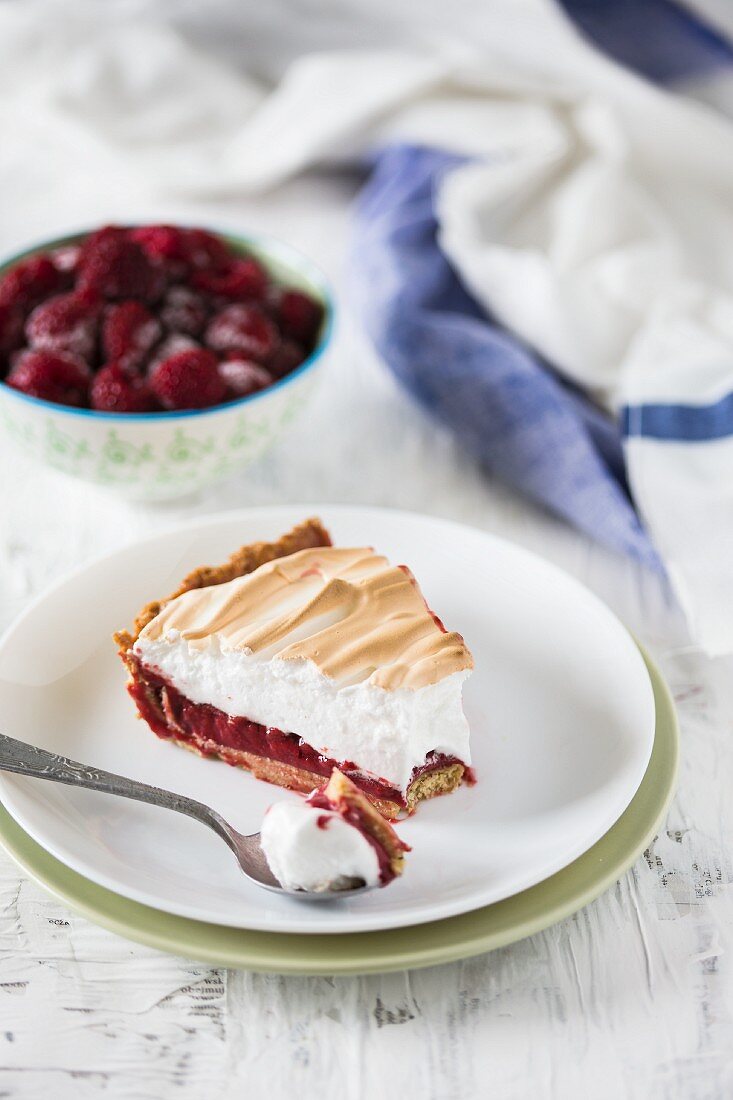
[{"xmin": 0, "ymin": 223, "xmax": 332, "ymax": 500}]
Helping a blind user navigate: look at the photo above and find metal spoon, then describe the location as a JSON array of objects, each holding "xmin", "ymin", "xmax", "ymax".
[{"xmin": 0, "ymin": 734, "xmax": 374, "ymax": 900}]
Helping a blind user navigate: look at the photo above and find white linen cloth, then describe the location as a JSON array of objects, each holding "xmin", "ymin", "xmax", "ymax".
[{"xmin": 2, "ymin": 0, "xmax": 733, "ymax": 651}]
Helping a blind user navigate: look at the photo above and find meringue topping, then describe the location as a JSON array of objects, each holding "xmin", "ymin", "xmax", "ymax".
[
  {"xmin": 138, "ymin": 546, "xmax": 473, "ymax": 691},
  {"xmin": 260, "ymin": 801, "xmax": 381, "ymax": 892}
]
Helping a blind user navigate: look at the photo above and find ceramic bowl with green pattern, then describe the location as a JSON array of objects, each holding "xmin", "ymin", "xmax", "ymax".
[{"xmin": 0, "ymin": 230, "xmax": 333, "ymax": 501}]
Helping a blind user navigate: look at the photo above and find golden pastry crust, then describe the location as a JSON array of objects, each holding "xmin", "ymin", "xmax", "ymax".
[
  {"xmin": 114, "ymin": 516, "xmax": 332, "ymax": 652},
  {"xmin": 405, "ymin": 763, "xmax": 465, "ymax": 810},
  {"xmin": 323, "ymin": 769, "xmax": 410, "ymax": 873},
  {"xmin": 168, "ymin": 734, "xmax": 409, "ymax": 818}
]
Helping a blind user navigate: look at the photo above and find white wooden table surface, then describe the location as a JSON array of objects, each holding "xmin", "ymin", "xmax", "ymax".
[{"xmin": 0, "ymin": 178, "xmax": 731, "ymax": 1099}]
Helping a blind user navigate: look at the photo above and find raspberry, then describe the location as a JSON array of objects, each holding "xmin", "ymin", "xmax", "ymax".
[
  {"xmin": 91, "ymin": 362, "xmax": 157, "ymax": 412},
  {"xmin": 159, "ymin": 286, "xmax": 208, "ymax": 337},
  {"xmin": 191, "ymin": 257, "xmax": 267, "ymax": 300},
  {"xmin": 0, "ymin": 255, "xmax": 62, "ymax": 310},
  {"xmin": 77, "ymin": 226, "xmax": 163, "ymax": 301},
  {"xmin": 26, "ymin": 290, "xmax": 100, "ymax": 361},
  {"xmin": 131, "ymin": 225, "xmax": 230, "ymax": 276},
  {"xmin": 205, "ymin": 303, "xmax": 278, "ymax": 362},
  {"xmin": 50, "ymin": 245, "xmax": 81, "ymax": 275},
  {"xmin": 274, "ymin": 289, "xmax": 324, "ymax": 346},
  {"xmin": 183, "ymin": 228, "xmax": 231, "ymax": 271},
  {"xmin": 0, "ymin": 304, "xmax": 25, "ymax": 360},
  {"xmin": 130, "ymin": 225, "xmax": 190, "ymax": 282},
  {"xmin": 7, "ymin": 349, "xmax": 90, "ymax": 406},
  {"xmin": 149, "ymin": 348, "xmax": 226, "ymax": 410},
  {"xmin": 219, "ymin": 357, "xmax": 274, "ymax": 399},
  {"xmin": 130, "ymin": 225, "xmax": 186, "ymax": 260},
  {"xmin": 268, "ymin": 339, "xmax": 305, "ymax": 378},
  {"xmin": 147, "ymin": 334, "xmax": 199, "ymax": 373},
  {"xmin": 102, "ymin": 301, "xmax": 161, "ymax": 371}
]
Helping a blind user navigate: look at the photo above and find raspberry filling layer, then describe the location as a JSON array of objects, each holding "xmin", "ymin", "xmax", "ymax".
[{"xmin": 127, "ymin": 655, "xmax": 465, "ymax": 809}]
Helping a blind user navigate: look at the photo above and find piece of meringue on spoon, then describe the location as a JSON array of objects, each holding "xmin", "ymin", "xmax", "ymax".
[{"xmin": 261, "ymin": 769, "xmax": 410, "ymax": 893}]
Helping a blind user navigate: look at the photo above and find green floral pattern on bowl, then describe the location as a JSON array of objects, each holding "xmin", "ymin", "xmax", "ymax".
[{"xmin": 0, "ymin": 230, "xmax": 332, "ymax": 500}]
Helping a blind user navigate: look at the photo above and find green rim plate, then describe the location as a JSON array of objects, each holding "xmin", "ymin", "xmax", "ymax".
[{"xmin": 0, "ymin": 649, "xmax": 677, "ymax": 975}]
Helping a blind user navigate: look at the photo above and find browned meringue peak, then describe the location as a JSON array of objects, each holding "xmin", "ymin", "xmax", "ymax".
[{"xmin": 138, "ymin": 546, "xmax": 474, "ymax": 691}]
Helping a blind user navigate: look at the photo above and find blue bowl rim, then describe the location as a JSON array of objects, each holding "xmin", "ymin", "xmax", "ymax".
[{"xmin": 0, "ymin": 225, "xmax": 335, "ymax": 423}]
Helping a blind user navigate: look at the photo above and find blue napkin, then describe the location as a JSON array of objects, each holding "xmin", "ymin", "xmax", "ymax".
[
  {"xmin": 561, "ymin": 0, "xmax": 733, "ymax": 83},
  {"xmin": 350, "ymin": 143, "xmax": 660, "ymax": 568}
]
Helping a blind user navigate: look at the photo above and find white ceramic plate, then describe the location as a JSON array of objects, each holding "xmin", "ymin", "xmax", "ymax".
[{"xmin": 0, "ymin": 506, "xmax": 655, "ymax": 934}]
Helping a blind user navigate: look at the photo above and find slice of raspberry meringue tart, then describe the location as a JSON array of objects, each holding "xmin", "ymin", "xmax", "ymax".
[{"xmin": 115, "ymin": 518, "xmax": 474, "ymax": 818}]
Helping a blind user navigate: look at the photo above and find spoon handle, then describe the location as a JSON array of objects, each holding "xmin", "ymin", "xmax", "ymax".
[{"xmin": 0, "ymin": 733, "xmax": 242, "ymax": 851}]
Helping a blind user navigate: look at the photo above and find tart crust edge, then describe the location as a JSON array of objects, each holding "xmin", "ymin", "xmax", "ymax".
[{"xmin": 323, "ymin": 769, "xmax": 410, "ymax": 875}]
